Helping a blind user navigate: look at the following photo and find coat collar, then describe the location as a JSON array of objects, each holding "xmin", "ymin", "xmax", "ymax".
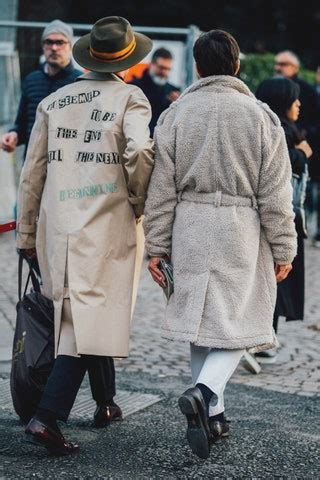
[
  {"xmin": 179, "ymin": 75, "xmax": 255, "ymax": 100},
  {"xmin": 76, "ymin": 71, "xmax": 125, "ymax": 83},
  {"xmin": 41, "ymin": 61, "xmax": 75, "ymax": 79}
]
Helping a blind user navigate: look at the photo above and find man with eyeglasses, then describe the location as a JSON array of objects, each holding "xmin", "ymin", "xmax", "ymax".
[
  {"xmin": 274, "ymin": 51, "xmax": 320, "ymax": 144},
  {"xmin": 1, "ymin": 19, "xmax": 123, "ymax": 429},
  {"xmin": 275, "ymin": 51, "xmax": 320, "ymax": 247},
  {"xmin": 1, "ymin": 20, "xmax": 81, "ymax": 154},
  {"xmin": 130, "ymin": 47, "xmax": 180, "ymax": 136}
]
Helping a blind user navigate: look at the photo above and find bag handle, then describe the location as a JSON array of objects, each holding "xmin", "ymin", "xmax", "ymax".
[{"xmin": 18, "ymin": 254, "xmax": 41, "ymax": 301}]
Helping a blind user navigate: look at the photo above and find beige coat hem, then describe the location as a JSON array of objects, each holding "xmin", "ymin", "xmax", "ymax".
[{"xmin": 161, "ymin": 328, "xmax": 279, "ymax": 353}]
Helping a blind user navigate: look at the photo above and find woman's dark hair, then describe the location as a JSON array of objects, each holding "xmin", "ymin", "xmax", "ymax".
[
  {"xmin": 193, "ymin": 30, "xmax": 240, "ymax": 77},
  {"xmin": 256, "ymin": 77, "xmax": 300, "ymax": 120}
]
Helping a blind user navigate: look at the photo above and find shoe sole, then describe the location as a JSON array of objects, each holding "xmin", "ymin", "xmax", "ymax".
[
  {"xmin": 210, "ymin": 431, "xmax": 230, "ymax": 443},
  {"xmin": 25, "ymin": 433, "xmax": 45, "ymax": 448},
  {"xmin": 178, "ymin": 394, "xmax": 210, "ymax": 459},
  {"xmin": 242, "ymin": 352, "xmax": 262, "ymax": 374},
  {"xmin": 25, "ymin": 433, "xmax": 79, "ymax": 456},
  {"xmin": 255, "ymin": 356, "xmax": 277, "ymax": 364},
  {"xmin": 94, "ymin": 415, "xmax": 123, "ymax": 428}
]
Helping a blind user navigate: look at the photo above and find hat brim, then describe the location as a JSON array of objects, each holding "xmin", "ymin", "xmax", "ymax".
[{"xmin": 72, "ymin": 31, "xmax": 153, "ymax": 73}]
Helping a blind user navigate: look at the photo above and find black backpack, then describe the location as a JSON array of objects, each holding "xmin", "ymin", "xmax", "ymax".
[{"xmin": 10, "ymin": 255, "xmax": 54, "ymax": 424}]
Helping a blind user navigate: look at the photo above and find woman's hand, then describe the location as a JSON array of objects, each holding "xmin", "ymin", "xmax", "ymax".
[
  {"xmin": 275, "ymin": 263, "xmax": 292, "ymax": 283},
  {"xmin": 296, "ymin": 140, "xmax": 312, "ymax": 159},
  {"xmin": 148, "ymin": 256, "xmax": 166, "ymax": 288}
]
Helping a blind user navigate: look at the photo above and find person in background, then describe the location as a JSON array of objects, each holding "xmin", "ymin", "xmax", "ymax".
[
  {"xmin": 1, "ymin": 19, "xmax": 122, "ymax": 429},
  {"xmin": 315, "ymin": 66, "xmax": 320, "ymax": 97},
  {"xmin": 274, "ymin": 50, "xmax": 320, "ymax": 247},
  {"xmin": 247, "ymin": 78, "xmax": 311, "ymax": 367},
  {"xmin": 144, "ymin": 30, "xmax": 296, "ymax": 459},
  {"xmin": 1, "ymin": 20, "xmax": 81, "ymax": 155},
  {"xmin": 130, "ymin": 47, "xmax": 180, "ymax": 135},
  {"xmin": 313, "ymin": 66, "xmax": 320, "ymax": 247}
]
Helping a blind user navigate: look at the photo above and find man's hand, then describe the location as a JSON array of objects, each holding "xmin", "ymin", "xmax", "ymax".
[
  {"xmin": 275, "ymin": 263, "xmax": 292, "ymax": 283},
  {"xmin": 1, "ymin": 132, "xmax": 18, "ymax": 153},
  {"xmin": 20, "ymin": 248, "xmax": 37, "ymax": 262},
  {"xmin": 148, "ymin": 256, "xmax": 166, "ymax": 288}
]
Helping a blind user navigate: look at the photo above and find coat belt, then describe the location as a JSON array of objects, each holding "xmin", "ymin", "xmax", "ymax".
[{"xmin": 177, "ymin": 190, "xmax": 258, "ymax": 209}]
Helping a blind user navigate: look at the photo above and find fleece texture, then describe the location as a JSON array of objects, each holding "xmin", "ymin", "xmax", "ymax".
[{"xmin": 143, "ymin": 75, "xmax": 297, "ymax": 352}]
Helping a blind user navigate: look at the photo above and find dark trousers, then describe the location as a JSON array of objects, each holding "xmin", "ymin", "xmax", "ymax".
[
  {"xmin": 39, "ymin": 355, "xmax": 115, "ymax": 422},
  {"xmin": 273, "ymin": 313, "xmax": 279, "ymax": 334}
]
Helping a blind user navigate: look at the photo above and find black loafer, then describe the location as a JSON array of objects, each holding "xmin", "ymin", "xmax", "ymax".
[
  {"xmin": 94, "ymin": 403, "xmax": 123, "ymax": 428},
  {"xmin": 178, "ymin": 386, "xmax": 210, "ymax": 459},
  {"xmin": 209, "ymin": 415, "xmax": 230, "ymax": 442}
]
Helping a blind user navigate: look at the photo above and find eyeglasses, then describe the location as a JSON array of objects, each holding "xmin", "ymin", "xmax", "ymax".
[
  {"xmin": 275, "ymin": 61, "xmax": 295, "ymax": 68},
  {"xmin": 43, "ymin": 39, "xmax": 69, "ymax": 47},
  {"xmin": 155, "ymin": 62, "xmax": 172, "ymax": 72}
]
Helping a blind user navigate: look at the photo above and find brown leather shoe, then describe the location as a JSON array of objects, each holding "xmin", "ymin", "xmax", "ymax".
[
  {"xmin": 25, "ymin": 418, "xmax": 80, "ymax": 456},
  {"xmin": 94, "ymin": 403, "xmax": 123, "ymax": 428},
  {"xmin": 209, "ymin": 415, "xmax": 230, "ymax": 442}
]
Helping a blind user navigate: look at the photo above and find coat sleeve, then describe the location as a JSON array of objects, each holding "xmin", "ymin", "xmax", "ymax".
[
  {"xmin": 258, "ymin": 118, "xmax": 297, "ymax": 265},
  {"xmin": 9, "ymin": 81, "xmax": 28, "ymax": 146},
  {"xmin": 288, "ymin": 146, "xmax": 308, "ymax": 176},
  {"xmin": 143, "ymin": 108, "xmax": 177, "ymax": 257},
  {"xmin": 283, "ymin": 123, "xmax": 308, "ymax": 175},
  {"xmin": 122, "ymin": 89, "xmax": 154, "ymax": 218},
  {"xmin": 16, "ymin": 102, "xmax": 48, "ymax": 249}
]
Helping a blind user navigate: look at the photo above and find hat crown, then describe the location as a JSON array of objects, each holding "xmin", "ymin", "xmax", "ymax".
[
  {"xmin": 72, "ymin": 15, "xmax": 152, "ymax": 73},
  {"xmin": 90, "ymin": 16, "xmax": 134, "ymax": 54}
]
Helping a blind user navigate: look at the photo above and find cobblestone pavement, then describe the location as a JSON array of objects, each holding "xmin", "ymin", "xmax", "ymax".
[{"xmin": 1, "ymin": 232, "xmax": 319, "ymax": 398}]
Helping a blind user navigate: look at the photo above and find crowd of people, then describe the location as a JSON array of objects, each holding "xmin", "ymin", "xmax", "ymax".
[{"xmin": 0, "ymin": 16, "xmax": 318, "ymax": 460}]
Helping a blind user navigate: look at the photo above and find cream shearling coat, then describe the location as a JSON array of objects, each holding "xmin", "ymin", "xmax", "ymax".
[
  {"xmin": 144, "ymin": 75, "xmax": 297, "ymax": 352},
  {"xmin": 16, "ymin": 72, "xmax": 154, "ymax": 358}
]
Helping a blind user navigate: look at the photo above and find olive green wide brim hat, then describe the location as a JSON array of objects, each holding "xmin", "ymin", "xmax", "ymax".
[{"xmin": 73, "ymin": 16, "xmax": 153, "ymax": 73}]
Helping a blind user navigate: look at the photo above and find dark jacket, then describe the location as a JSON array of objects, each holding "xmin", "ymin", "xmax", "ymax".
[
  {"xmin": 275, "ymin": 119, "xmax": 307, "ymax": 322},
  {"xmin": 130, "ymin": 69, "xmax": 180, "ymax": 136},
  {"xmin": 281, "ymin": 118, "xmax": 308, "ymax": 176},
  {"xmin": 292, "ymin": 76, "xmax": 320, "ymax": 180},
  {"xmin": 10, "ymin": 62, "xmax": 82, "ymax": 148}
]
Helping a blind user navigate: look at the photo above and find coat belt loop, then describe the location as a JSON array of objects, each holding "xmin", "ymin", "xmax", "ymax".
[
  {"xmin": 177, "ymin": 191, "xmax": 182, "ymax": 203},
  {"xmin": 214, "ymin": 190, "xmax": 222, "ymax": 207},
  {"xmin": 251, "ymin": 195, "xmax": 258, "ymax": 209}
]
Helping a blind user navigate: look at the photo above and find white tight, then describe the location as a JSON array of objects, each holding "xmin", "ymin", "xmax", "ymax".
[{"xmin": 190, "ymin": 344, "xmax": 244, "ymax": 417}]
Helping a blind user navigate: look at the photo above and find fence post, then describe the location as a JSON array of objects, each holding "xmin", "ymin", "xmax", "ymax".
[{"xmin": 185, "ymin": 24, "xmax": 200, "ymax": 86}]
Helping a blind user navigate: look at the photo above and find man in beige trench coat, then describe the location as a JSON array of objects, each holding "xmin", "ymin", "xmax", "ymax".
[{"xmin": 16, "ymin": 16, "xmax": 154, "ymax": 455}]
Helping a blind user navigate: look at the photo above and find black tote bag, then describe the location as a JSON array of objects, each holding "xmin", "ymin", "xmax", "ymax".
[{"xmin": 10, "ymin": 255, "xmax": 55, "ymax": 424}]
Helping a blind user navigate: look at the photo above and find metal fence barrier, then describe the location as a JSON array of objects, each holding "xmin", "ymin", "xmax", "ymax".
[{"xmin": 0, "ymin": 20, "xmax": 200, "ymax": 125}]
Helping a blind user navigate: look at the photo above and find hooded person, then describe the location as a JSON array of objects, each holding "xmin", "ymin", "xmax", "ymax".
[{"xmin": 17, "ymin": 16, "xmax": 154, "ymax": 455}]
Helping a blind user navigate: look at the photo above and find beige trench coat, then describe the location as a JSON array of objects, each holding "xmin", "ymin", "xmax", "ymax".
[{"xmin": 16, "ymin": 72, "xmax": 154, "ymax": 358}]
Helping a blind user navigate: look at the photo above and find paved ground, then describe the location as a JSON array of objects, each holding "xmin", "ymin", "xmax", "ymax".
[
  {"xmin": 0, "ymin": 232, "xmax": 319, "ymax": 478},
  {"xmin": 0, "ymin": 374, "xmax": 319, "ymax": 479}
]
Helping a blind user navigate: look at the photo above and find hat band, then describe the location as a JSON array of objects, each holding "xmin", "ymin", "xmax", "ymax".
[{"xmin": 90, "ymin": 37, "xmax": 136, "ymax": 63}]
